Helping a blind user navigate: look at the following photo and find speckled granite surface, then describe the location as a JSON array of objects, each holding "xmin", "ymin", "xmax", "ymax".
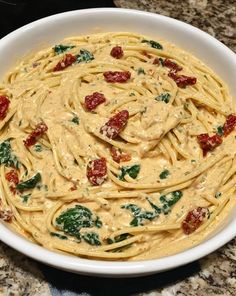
[
  {"xmin": 115, "ymin": 0, "xmax": 236, "ymax": 52},
  {"xmin": 0, "ymin": 1, "xmax": 236, "ymax": 295}
]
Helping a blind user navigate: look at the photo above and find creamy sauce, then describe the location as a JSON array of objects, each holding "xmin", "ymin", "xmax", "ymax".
[{"xmin": 0, "ymin": 32, "xmax": 235, "ymax": 261}]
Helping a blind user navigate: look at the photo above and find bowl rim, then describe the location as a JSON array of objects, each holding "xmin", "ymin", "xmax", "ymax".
[{"xmin": 0, "ymin": 7, "xmax": 235, "ymax": 277}]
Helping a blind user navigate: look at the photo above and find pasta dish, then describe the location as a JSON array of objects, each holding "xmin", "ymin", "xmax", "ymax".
[{"xmin": 0, "ymin": 32, "xmax": 235, "ymax": 260}]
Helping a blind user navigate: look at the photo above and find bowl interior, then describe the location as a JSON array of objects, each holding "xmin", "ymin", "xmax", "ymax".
[{"xmin": 0, "ymin": 8, "xmax": 235, "ymax": 277}]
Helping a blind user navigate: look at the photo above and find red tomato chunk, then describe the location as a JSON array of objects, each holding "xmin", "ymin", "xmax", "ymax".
[
  {"xmin": 24, "ymin": 122, "xmax": 48, "ymax": 147},
  {"xmin": 223, "ymin": 114, "xmax": 236, "ymax": 137},
  {"xmin": 87, "ymin": 158, "xmax": 107, "ymax": 186},
  {"xmin": 110, "ymin": 146, "xmax": 131, "ymax": 163},
  {"xmin": 103, "ymin": 71, "xmax": 131, "ymax": 83},
  {"xmin": 164, "ymin": 58, "xmax": 183, "ymax": 72},
  {"xmin": 100, "ymin": 110, "xmax": 129, "ymax": 139},
  {"xmin": 53, "ymin": 54, "xmax": 76, "ymax": 71},
  {"xmin": 0, "ymin": 95, "xmax": 10, "ymax": 120},
  {"xmin": 110, "ymin": 46, "xmax": 124, "ymax": 59},
  {"xmin": 168, "ymin": 71, "xmax": 197, "ymax": 88},
  {"xmin": 182, "ymin": 207, "xmax": 208, "ymax": 234},
  {"xmin": 84, "ymin": 92, "xmax": 106, "ymax": 111},
  {"xmin": 197, "ymin": 133, "xmax": 222, "ymax": 156}
]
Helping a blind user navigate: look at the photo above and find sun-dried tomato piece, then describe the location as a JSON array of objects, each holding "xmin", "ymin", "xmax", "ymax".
[
  {"xmin": 5, "ymin": 169, "xmax": 19, "ymax": 194},
  {"xmin": 168, "ymin": 71, "xmax": 197, "ymax": 88},
  {"xmin": 182, "ymin": 207, "xmax": 208, "ymax": 234},
  {"xmin": 24, "ymin": 122, "xmax": 48, "ymax": 147},
  {"xmin": 142, "ymin": 51, "xmax": 152, "ymax": 59},
  {"xmin": 153, "ymin": 57, "xmax": 159, "ymax": 65},
  {"xmin": 0, "ymin": 95, "xmax": 10, "ymax": 120},
  {"xmin": 70, "ymin": 183, "xmax": 77, "ymax": 191},
  {"xmin": 103, "ymin": 71, "xmax": 131, "ymax": 83},
  {"xmin": 87, "ymin": 158, "xmax": 107, "ymax": 186},
  {"xmin": 5, "ymin": 170, "xmax": 19, "ymax": 185},
  {"xmin": 164, "ymin": 58, "xmax": 183, "ymax": 72},
  {"xmin": 100, "ymin": 110, "xmax": 129, "ymax": 139},
  {"xmin": 0, "ymin": 208, "xmax": 13, "ymax": 222},
  {"xmin": 110, "ymin": 146, "xmax": 131, "ymax": 163},
  {"xmin": 84, "ymin": 92, "xmax": 106, "ymax": 111},
  {"xmin": 53, "ymin": 54, "xmax": 76, "ymax": 71},
  {"xmin": 223, "ymin": 114, "xmax": 236, "ymax": 137},
  {"xmin": 110, "ymin": 46, "xmax": 124, "ymax": 59},
  {"xmin": 197, "ymin": 133, "xmax": 222, "ymax": 156}
]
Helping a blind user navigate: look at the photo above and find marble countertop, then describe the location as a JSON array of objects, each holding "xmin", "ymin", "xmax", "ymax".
[{"xmin": 1, "ymin": 1, "xmax": 236, "ymax": 295}]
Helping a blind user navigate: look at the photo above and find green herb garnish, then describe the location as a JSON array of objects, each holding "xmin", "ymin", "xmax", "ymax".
[
  {"xmin": 119, "ymin": 164, "xmax": 140, "ymax": 181},
  {"xmin": 216, "ymin": 126, "xmax": 224, "ymax": 136},
  {"xmin": 76, "ymin": 49, "xmax": 94, "ymax": 63},
  {"xmin": 129, "ymin": 93, "xmax": 135, "ymax": 96},
  {"xmin": 155, "ymin": 93, "xmax": 171, "ymax": 104},
  {"xmin": 159, "ymin": 169, "xmax": 170, "ymax": 179},
  {"xmin": 54, "ymin": 44, "xmax": 75, "ymax": 55},
  {"xmin": 215, "ymin": 192, "xmax": 222, "ymax": 198},
  {"xmin": 0, "ymin": 140, "xmax": 19, "ymax": 168},
  {"xmin": 159, "ymin": 58, "xmax": 164, "ymax": 66},
  {"xmin": 137, "ymin": 68, "xmax": 145, "ymax": 75},
  {"xmin": 141, "ymin": 39, "xmax": 163, "ymax": 50},
  {"xmin": 34, "ymin": 144, "xmax": 42, "ymax": 152},
  {"xmin": 71, "ymin": 116, "xmax": 80, "ymax": 125},
  {"xmin": 16, "ymin": 173, "xmax": 41, "ymax": 191},
  {"xmin": 55, "ymin": 205, "xmax": 102, "ymax": 244},
  {"xmin": 20, "ymin": 193, "xmax": 31, "ymax": 203},
  {"xmin": 50, "ymin": 232, "xmax": 68, "ymax": 240}
]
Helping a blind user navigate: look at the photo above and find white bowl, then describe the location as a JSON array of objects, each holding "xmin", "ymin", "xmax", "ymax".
[{"xmin": 0, "ymin": 8, "xmax": 235, "ymax": 277}]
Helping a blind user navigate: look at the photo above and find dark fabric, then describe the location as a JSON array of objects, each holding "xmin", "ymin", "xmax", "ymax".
[{"xmin": 0, "ymin": 0, "xmax": 115, "ymax": 38}]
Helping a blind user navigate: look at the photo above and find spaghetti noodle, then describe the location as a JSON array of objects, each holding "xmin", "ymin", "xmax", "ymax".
[{"xmin": 0, "ymin": 32, "xmax": 235, "ymax": 260}]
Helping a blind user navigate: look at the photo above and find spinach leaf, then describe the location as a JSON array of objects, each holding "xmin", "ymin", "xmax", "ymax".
[
  {"xmin": 56, "ymin": 205, "xmax": 102, "ymax": 243},
  {"xmin": 107, "ymin": 233, "xmax": 131, "ymax": 244},
  {"xmin": 82, "ymin": 232, "xmax": 101, "ymax": 246},
  {"xmin": 16, "ymin": 173, "xmax": 41, "ymax": 191},
  {"xmin": 71, "ymin": 116, "xmax": 79, "ymax": 125},
  {"xmin": 160, "ymin": 190, "xmax": 183, "ymax": 214},
  {"xmin": 155, "ymin": 93, "xmax": 171, "ymax": 104},
  {"xmin": 159, "ymin": 169, "xmax": 170, "ymax": 179},
  {"xmin": 147, "ymin": 198, "xmax": 162, "ymax": 214},
  {"xmin": 141, "ymin": 39, "xmax": 163, "ymax": 50},
  {"xmin": 20, "ymin": 193, "xmax": 31, "ymax": 203},
  {"xmin": 121, "ymin": 204, "xmax": 142, "ymax": 215},
  {"xmin": 119, "ymin": 164, "xmax": 140, "ymax": 181},
  {"xmin": 121, "ymin": 203, "xmax": 158, "ymax": 226},
  {"xmin": 54, "ymin": 44, "xmax": 75, "ymax": 55},
  {"xmin": 76, "ymin": 49, "xmax": 94, "ymax": 63},
  {"xmin": 50, "ymin": 232, "xmax": 68, "ymax": 240},
  {"xmin": 34, "ymin": 144, "xmax": 42, "ymax": 152},
  {"xmin": 0, "ymin": 140, "xmax": 19, "ymax": 168},
  {"xmin": 94, "ymin": 216, "xmax": 103, "ymax": 228}
]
